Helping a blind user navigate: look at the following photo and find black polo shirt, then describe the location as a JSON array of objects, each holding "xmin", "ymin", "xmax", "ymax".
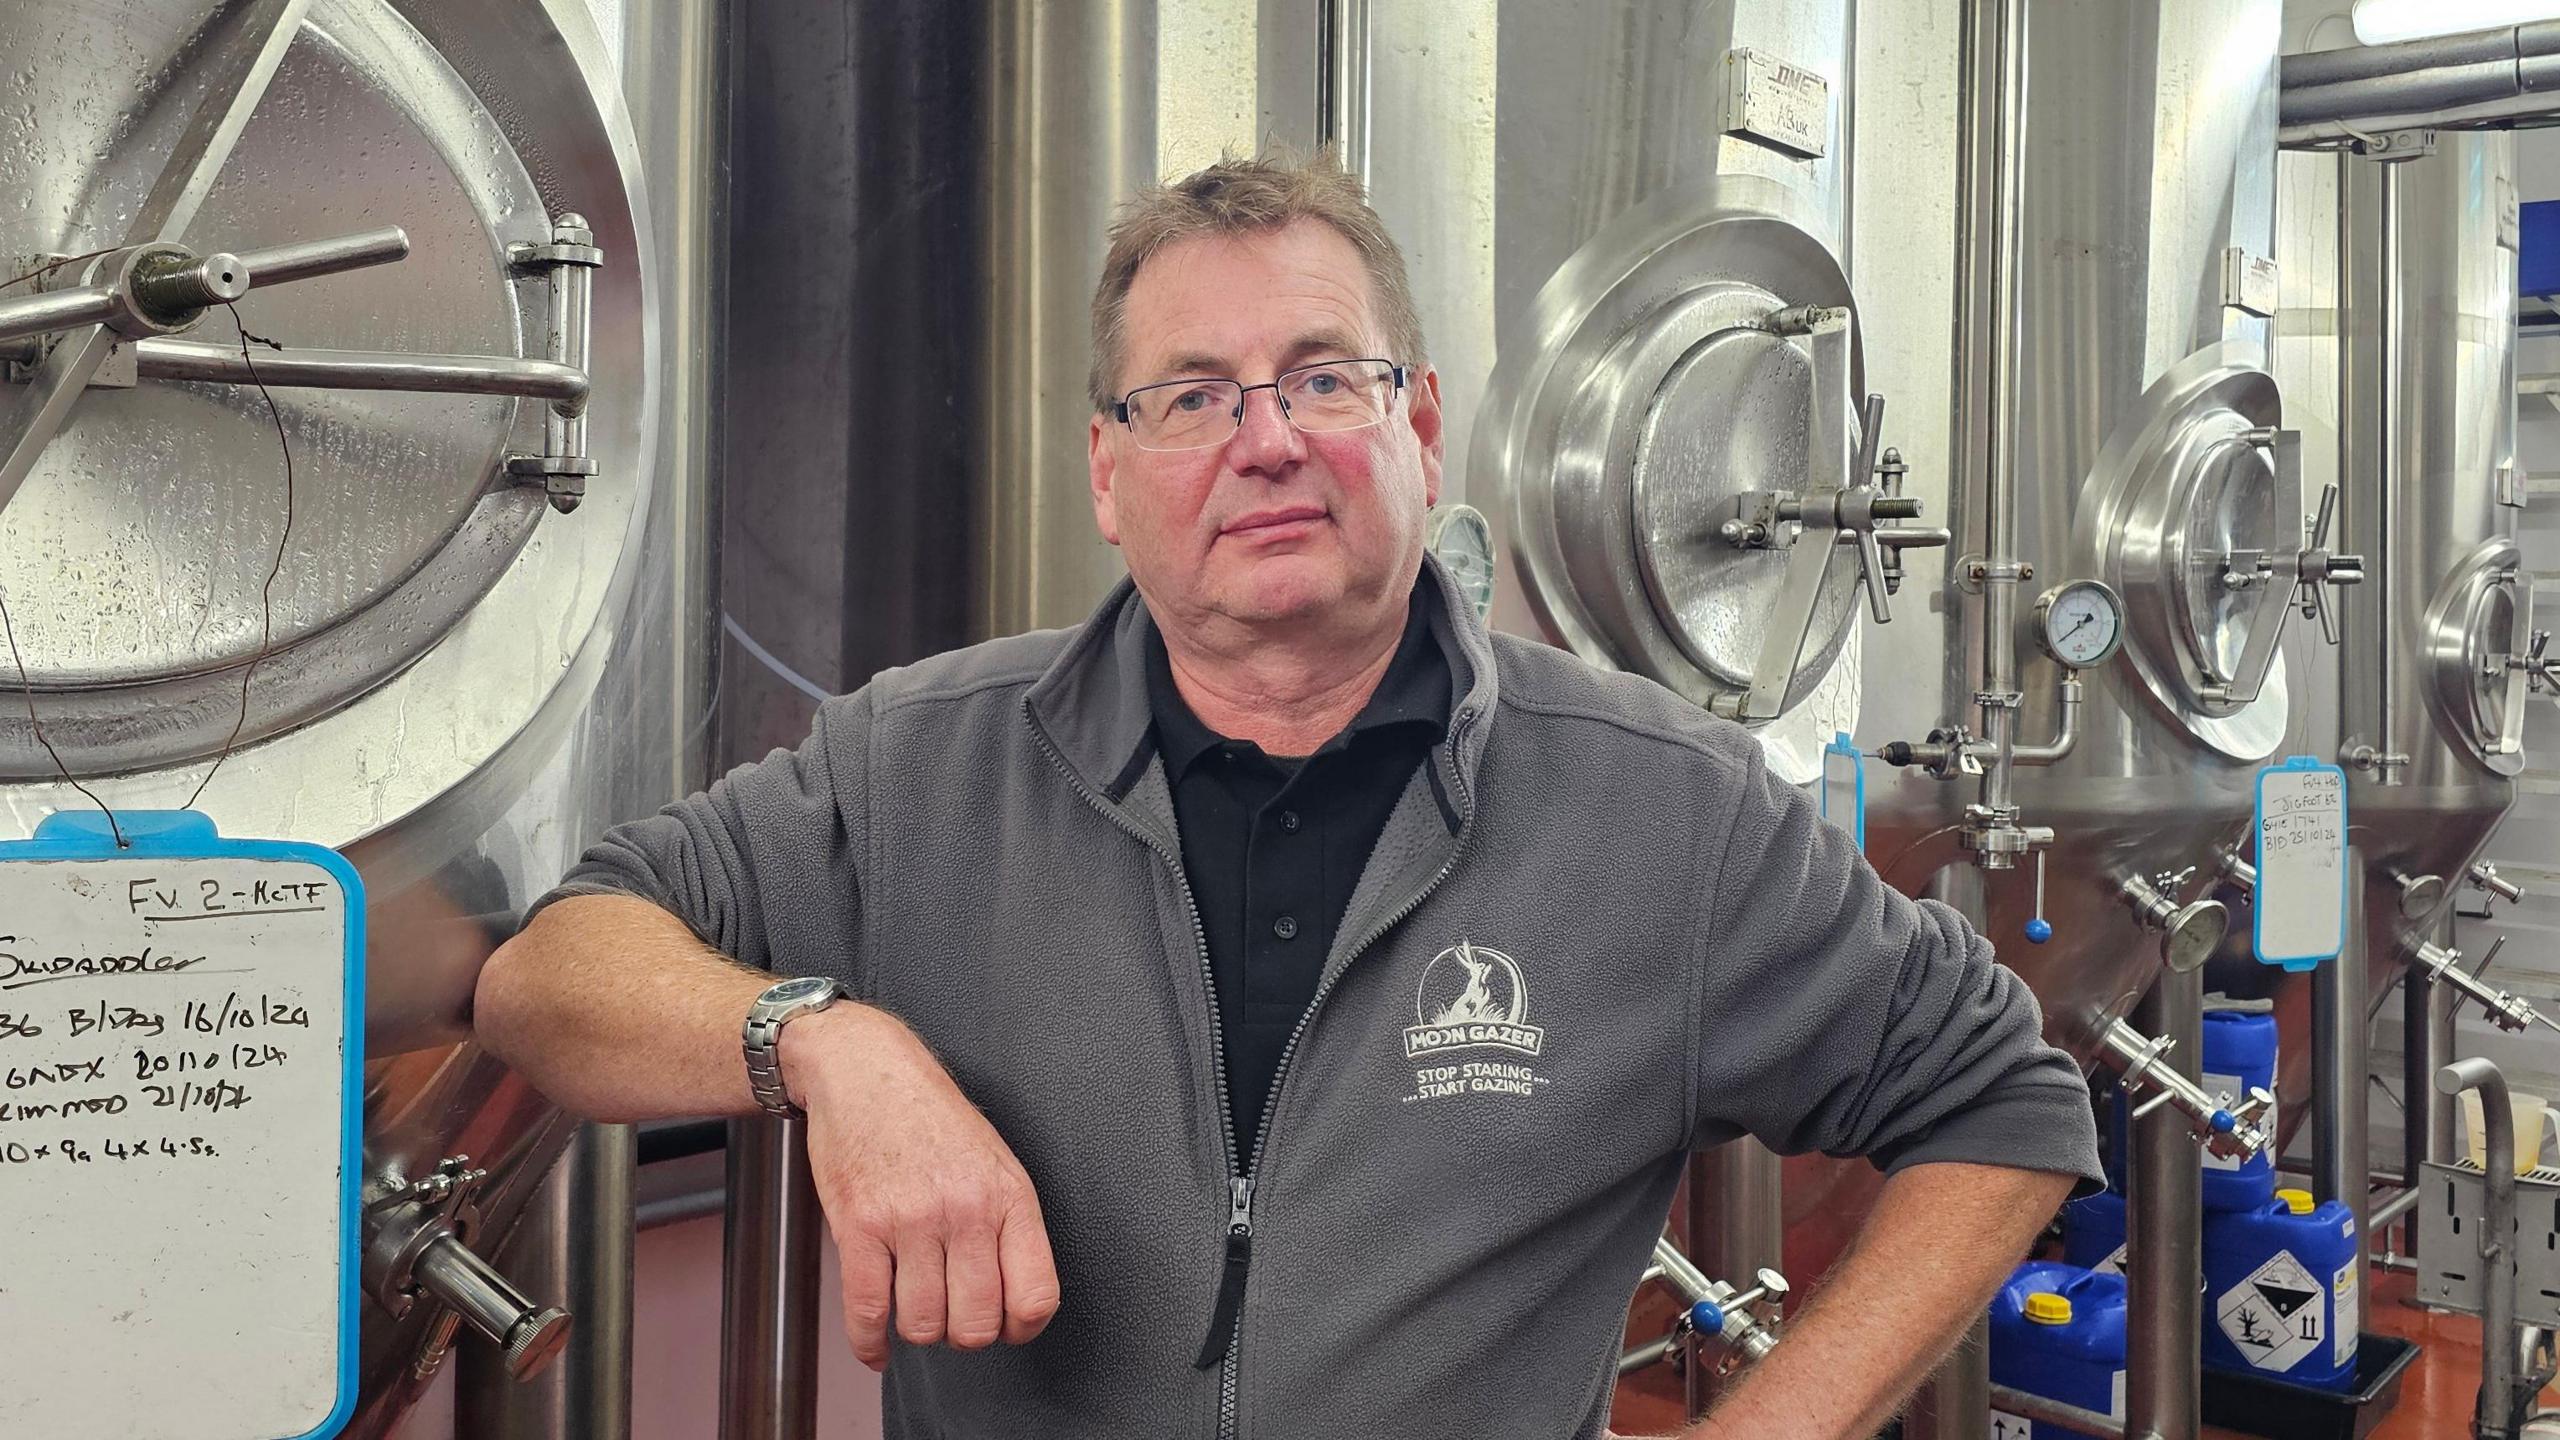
[{"xmin": 1145, "ymin": 587, "xmax": 1452, "ymax": 1168}]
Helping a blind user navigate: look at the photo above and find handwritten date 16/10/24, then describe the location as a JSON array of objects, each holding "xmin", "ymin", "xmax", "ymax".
[{"xmin": 0, "ymin": 993, "xmax": 314, "ymax": 1043}]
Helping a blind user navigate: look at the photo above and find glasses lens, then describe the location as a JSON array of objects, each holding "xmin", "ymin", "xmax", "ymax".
[
  {"xmin": 1128, "ymin": 380, "xmax": 1243, "ymax": 451},
  {"xmin": 1281, "ymin": 361, "xmax": 1397, "ymax": 433}
]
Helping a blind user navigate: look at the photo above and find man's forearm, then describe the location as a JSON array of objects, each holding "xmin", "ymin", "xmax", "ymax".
[
  {"xmin": 471, "ymin": 893, "xmax": 780, "ymax": 1123},
  {"xmin": 1679, "ymin": 1162, "xmax": 2076, "ymax": 1440}
]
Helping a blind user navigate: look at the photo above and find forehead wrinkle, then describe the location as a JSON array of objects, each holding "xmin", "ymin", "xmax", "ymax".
[{"xmin": 1123, "ymin": 221, "xmax": 1384, "ymax": 386}]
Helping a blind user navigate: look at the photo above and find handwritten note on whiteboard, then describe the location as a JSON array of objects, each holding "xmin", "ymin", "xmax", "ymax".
[
  {"xmin": 0, "ymin": 809, "xmax": 363, "ymax": 1440},
  {"xmin": 2253, "ymin": 757, "xmax": 2349, "ymax": 971}
]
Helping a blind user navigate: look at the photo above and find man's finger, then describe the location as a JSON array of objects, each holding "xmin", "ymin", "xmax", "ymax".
[
  {"xmin": 840, "ymin": 1232, "xmax": 896, "ymax": 1372},
  {"xmin": 996, "ymin": 1193, "xmax": 1063, "ymax": 1345},
  {"xmin": 944, "ymin": 1220, "xmax": 1006, "ymax": 1349},
  {"xmin": 892, "ymin": 1228, "xmax": 951, "ymax": 1348}
]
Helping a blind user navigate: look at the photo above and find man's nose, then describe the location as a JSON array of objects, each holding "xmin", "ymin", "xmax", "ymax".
[{"xmin": 1227, "ymin": 384, "xmax": 1306, "ymax": 476}]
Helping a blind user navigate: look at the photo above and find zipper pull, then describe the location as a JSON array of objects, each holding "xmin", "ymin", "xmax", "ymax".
[{"xmin": 1193, "ymin": 1176, "xmax": 1254, "ymax": 1370}]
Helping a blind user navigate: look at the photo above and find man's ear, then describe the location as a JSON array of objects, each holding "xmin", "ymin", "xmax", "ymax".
[
  {"xmin": 1411, "ymin": 365, "xmax": 1446, "ymax": 509},
  {"xmin": 1090, "ymin": 413, "xmax": 1122, "ymax": 546}
]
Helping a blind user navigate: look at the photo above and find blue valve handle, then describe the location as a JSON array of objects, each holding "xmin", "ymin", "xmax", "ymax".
[
  {"xmin": 2209, "ymin": 1109, "xmax": 2236, "ymax": 1134},
  {"xmin": 1689, "ymin": 1299, "xmax": 1728, "ymax": 1336},
  {"xmin": 2025, "ymin": 917, "xmax": 2053, "ymax": 944}
]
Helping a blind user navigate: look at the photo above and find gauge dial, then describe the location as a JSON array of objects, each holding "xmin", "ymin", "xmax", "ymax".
[{"xmin": 2034, "ymin": 580, "xmax": 2126, "ymax": 670}]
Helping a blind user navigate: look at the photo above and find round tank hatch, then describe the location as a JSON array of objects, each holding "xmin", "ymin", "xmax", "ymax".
[
  {"xmin": 2424, "ymin": 538, "xmax": 2531, "ymax": 777},
  {"xmin": 1477, "ymin": 175, "xmax": 1864, "ymax": 719},
  {"xmin": 0, "ymin": 0, "xmax": 621, "ymax": 782},
  {"xmin": 2171, "ymin": 439, "xmax": 2288, "ymax": 688},
  {"xmin": 1630, "ymin": 324, "xmax": 1858, "ymax": 692},
  {"xmin": 2101, "ymin": 352, "xmax": 2291, "ymax": 759}
]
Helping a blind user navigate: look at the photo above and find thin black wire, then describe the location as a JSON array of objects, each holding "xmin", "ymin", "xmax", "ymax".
[
  {"xmin": 0, "ymin": 245, "xmax": 131, "ymax": 845},
  {"xmin": 182, "ymin": 302, "xmax": 294, "ymax": 812}
]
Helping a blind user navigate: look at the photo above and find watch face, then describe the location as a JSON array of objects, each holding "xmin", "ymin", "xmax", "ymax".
[{"xmin": 762, "ymin": 975, "xmax": 833, "ymax": 1006}]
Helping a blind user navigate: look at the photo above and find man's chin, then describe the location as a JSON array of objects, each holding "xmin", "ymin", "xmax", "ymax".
[{"xmin": 1212, "ymin": 564, "xmax": 1345, "ymax": 627}]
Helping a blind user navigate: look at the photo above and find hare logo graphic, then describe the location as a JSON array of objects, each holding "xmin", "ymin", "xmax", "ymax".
[{"xmin": 1403, "ymin": 940, "xmax": 1545, "ymax": 1059}]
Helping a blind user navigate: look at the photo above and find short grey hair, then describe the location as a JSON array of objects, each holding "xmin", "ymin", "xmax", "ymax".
[{"xmin": 1088, "ymin": 147, "xmax": 1428, "ymax": 412}]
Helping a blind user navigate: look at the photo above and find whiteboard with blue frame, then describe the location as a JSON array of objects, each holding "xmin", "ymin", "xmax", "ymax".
[
  {"xmin": 0, "ymin": 809, "xmax": 364, "ymax": 1440},
  {"xmin": 2252, "ymin": 757, "xmax": 2349, "ymax": 971}
]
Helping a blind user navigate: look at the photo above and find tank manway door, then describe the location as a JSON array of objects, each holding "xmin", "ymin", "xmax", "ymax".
[
  {"xmin": 1478, "ymin": 175, "xmax": 1946, "ymax": 725},
  {"xmin": 2425, "ymin": 537, "xmax": 2537, "ymax": 777},
  {"xmin": 0, "ymin": 0, "xmax": 638, "ymax": 786},
  {"xmin": 2103, "ymin": 354, "xmax": 2363, "ymax": 758}
]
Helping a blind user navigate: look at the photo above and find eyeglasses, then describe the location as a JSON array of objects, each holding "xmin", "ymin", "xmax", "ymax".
[{"xmin": 1113, "ymin": 358, "xmax": 1408, "ymax": 453}]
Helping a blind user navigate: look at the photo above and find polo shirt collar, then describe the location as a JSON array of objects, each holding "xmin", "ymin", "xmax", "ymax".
[{"xmin": 1143, "ymin": 581, "xmax": 1450, "ymax": 783}]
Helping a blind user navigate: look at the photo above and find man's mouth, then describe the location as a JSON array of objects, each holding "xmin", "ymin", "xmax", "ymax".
[{"xmin": 1222, "ymin": 506, "xmax": 1327, "ymax": 536}]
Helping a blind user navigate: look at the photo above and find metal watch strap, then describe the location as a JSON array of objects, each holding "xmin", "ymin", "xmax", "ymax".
[{"xmin": 742, "ymin": 979, "xmax": 847, "ymax": 1117}]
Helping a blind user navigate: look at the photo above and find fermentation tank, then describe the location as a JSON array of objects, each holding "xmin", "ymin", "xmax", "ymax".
[
  {"xmin": 0, "ymin": 1, "xmax": 701, "ymax": 1432},
  {"xmin": 2262, "ymin": 114, "xmax": 2524, "ymax": 1160}
]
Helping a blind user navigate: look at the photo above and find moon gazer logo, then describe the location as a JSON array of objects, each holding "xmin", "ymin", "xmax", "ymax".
[{"xmin": 1404, "ymin": 940, "xmax": 1544, "ymax": 1058}]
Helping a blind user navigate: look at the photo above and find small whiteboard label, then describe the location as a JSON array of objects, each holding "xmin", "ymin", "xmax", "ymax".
[
  {"xmin": 0, "ymin": 810, "xmax": 362, "ymax": 1440},
  {"xmin": 2253, "ymin": 757, "xmax": 2348, "ymax": 970}
]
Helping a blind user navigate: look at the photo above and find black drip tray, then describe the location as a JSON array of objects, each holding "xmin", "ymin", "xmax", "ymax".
[{"xmin": 2199, "ymin": 1336, "xmax": 2422, "ymax": 1440}]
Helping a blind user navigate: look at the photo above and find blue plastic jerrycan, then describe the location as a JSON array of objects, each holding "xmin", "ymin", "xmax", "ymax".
[
  {"xmin": 2201, "ymin": 1188, "xmax": 2358, "ymax": 1391},
  {"xmin": 1989, "ymin": 1261, "xmax": 2126, "ymax": 1439},
  {"xmin": 2060, "ymin": 1189, "xmax": 2127, "ymax": 1276}
]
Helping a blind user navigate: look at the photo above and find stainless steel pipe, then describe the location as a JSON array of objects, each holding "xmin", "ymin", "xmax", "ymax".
[
  {"xmin": 719, "ymin": 1115, "xmax": 821, "ymax": 1440},
  {"xmin": 2128, "ymin": 974, "xmax": 2203, "ymax": 1440},
  {"xmin": 1685, "ymin": 1144, "xmax": 1783, "ymax": 1414},
  {"xmin": 132, "ymin": 340, "xmax": 591, "ymax": 414},
  {"xmin": 2312, "ymin": 873, "xmax": 2372, "ymax": 1309},
  {"xmin": 2439, "ymin": 1058, "xmax": 2521, "ymax": 1437},
  {"xmin": 2281, "ymin": 21, "xmax": 2560, "ymax": 141}
]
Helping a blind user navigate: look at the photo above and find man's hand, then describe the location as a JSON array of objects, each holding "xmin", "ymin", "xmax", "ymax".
[{"xmin": 783, "ymin": 1004, "xmax": 1063, "ymax": 1370}]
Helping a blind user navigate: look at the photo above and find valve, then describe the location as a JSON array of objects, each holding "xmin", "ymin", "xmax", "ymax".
[
  {"xmin": 2469, "ymin": 862, "xmax": 2526, "ymax": 912},
  {"xmin": 1649, "ymin": 1236, "xmax": 1786, "ymax": 1367},
  {"xmin": 2412, "ymin": 937, "xmax": 2558, "ymax": 1036},
  {"xmin": 2025, "ymin": 850, "xmax": 2054, "ymax": 944},
  {"xmin": 2118, "ymin": 868, "xmax": 2230, "ymax": 972},
  {"xmin": 362, "ymin": 1155, "xmax": 572, "ymax": 1383},
  {"xmin": 2096, "ymin": 1018, "xmax": 2275, "ymax": 1160}
]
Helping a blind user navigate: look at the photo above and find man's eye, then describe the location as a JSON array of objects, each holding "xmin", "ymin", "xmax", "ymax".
[
  {"xmin": 1169, "ymin": 387, "xmax": 1219, "ymax": 413},
  {"xmin": 1302, "ymin": 372, "xmax": 1342, "ymax": 396}
]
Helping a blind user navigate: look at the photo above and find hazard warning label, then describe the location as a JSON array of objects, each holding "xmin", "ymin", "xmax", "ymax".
[{"xmin": 2215, "ymin": 1249, "xmax": 2326, "ymax": 1371}]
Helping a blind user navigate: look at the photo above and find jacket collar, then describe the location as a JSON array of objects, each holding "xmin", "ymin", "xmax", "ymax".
[{"xmin": 1023, "ymin": 552, "xmax": 1500, "ymax": 824}]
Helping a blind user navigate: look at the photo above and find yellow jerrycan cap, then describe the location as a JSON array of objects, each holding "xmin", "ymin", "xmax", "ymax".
[
  {"xmin": 2277, "ymin": 1187, "xmax": 2316, "ymax": 1215},
  {"xmin": 2023, "ymin": 1292, "xmax": 2073, "ymax": 1325}
]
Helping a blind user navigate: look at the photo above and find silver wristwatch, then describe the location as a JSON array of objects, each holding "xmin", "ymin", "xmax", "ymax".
[{"xmin": 742, "ymin": 974, "xmax": 850, "ymax": 1117}]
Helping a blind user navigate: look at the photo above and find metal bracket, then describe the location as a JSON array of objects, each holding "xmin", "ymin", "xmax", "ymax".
[{"xmin": 504, "ymin": 213, "xmax": 604, "ymax": 513}]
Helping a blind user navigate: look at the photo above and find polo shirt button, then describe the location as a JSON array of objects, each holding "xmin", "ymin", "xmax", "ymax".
[
  {"xmin": 1272, "ymin": 915, "xmax": 1299, "ymax": 940},
  {"xmin": 1278, "ymin": 810, "xmax": 1301, "ymax": 833}
]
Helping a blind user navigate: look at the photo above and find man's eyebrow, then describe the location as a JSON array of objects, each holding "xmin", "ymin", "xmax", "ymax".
[
  {"xmin": 1136, "ymin": 331, "xmax": 1374, "ymax": 388},
  {"xmin": 1148, "ymin": 352, "xmax": 1229, "ymax": 381},
  {"xmin": 1278, "ymin": 331, "xmax": 1368, "ymax": 365}
]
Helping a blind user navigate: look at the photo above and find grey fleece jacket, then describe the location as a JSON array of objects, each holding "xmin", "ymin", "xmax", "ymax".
[{"xmin": 536, "ymin": 556, "xmax": 2103, "ymax": 1440}]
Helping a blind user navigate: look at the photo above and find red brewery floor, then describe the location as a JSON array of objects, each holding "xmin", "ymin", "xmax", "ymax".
[{"xmin": 1609, "ymin": 1267, "xmax": 2546, "ymax": 1438}]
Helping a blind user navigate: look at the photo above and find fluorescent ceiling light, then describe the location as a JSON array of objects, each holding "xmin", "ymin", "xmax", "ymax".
[{"xmin": 2352, "ymin": 0, "xmax": 2560, "ymax": 43}]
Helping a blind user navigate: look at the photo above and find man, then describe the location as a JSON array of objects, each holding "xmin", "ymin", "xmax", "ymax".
[{"xmin": 474, "ymin": 151, "xmax": 2101, "ymax": 1439}]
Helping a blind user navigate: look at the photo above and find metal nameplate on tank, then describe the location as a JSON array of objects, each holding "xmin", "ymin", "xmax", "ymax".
[{"xmin": 1721, "ymin": 48, "xmax": 1831, "ymax": 160}]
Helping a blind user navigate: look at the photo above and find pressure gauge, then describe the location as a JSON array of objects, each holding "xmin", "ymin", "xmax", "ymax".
[{"xmin": 2032, "ymin": 580, "xmax": 2126, "ymax": 670}]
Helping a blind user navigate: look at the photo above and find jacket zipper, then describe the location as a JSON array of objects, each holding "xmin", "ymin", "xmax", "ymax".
[{"xmin": 1028, "ymin": 702, "xmax": 1479, "ymax": 1440}]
